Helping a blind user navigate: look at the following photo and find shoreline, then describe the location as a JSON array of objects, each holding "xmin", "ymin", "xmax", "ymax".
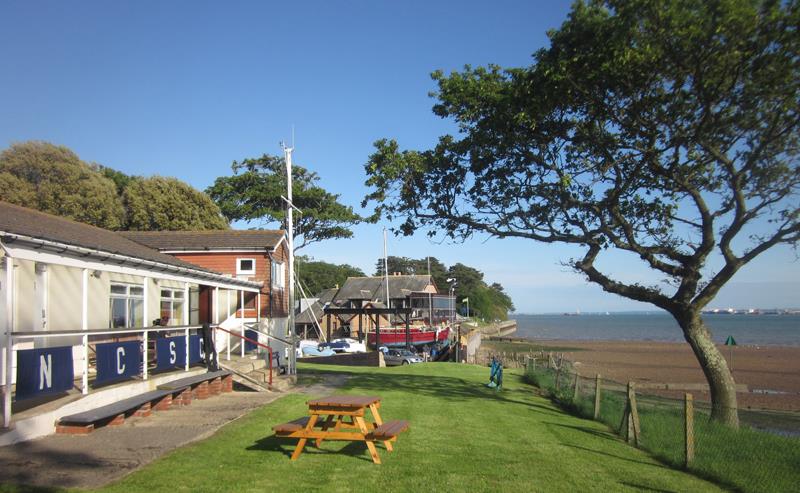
[{"xmin": 488, "ymin": 337, "xmax": 800, "ymax": 412}]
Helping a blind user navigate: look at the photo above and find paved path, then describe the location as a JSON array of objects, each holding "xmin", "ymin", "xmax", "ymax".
[{"xmin": 0, "ymin": 374, "xmax": 348, "ymax": 491}]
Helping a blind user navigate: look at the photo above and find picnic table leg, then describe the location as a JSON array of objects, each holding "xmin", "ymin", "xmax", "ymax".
[
  {"xmin": 315, "ymin": 415, "xmax": 336, "ymax": 447},
  {"xmin": 355, "ymin": 416, "xmax": 381, "ymax": 464},
  {"xmin": 369, "ymin": 403, "xmax": 394, "ymax": 452},
  {"xmin": 291, "ymin": 414, "xmax": 319, "ymax": 461}
]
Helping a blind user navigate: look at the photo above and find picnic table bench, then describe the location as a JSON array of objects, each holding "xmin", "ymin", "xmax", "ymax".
[
  {"xmin": 273, "ymin": 395, "xmax": 409, "ymax": 464},
  {"xmin": 56, "ymin": 370, "xmax": 232, "ymax": 434}
]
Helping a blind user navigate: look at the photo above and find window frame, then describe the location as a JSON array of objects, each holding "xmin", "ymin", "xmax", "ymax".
[
  {"xmin": 160, "ymin": 287, "xmax": 186, "ymax": 326},
  {"xmin": 271, "ymin": 261, "xmax": 285, "ymax": 291},
  {"xmin": 109, "ymin": 282, "xmax": 144, "ymax": 329},
  {"xmin": 237, "ymin": 258, "xmax": 256, "ymax": 276}
]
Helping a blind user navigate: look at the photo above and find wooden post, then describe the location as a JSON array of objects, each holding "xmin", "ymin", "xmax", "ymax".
[
  {"xmin": 573, "ymin": 372, "xmax": 580, "ymax": 401},
  {"xmin": 685, "ymin": 393, "xmax": 694, "ymax": 468},
  {"xmin": 623, "ymin": 381, "xmax": 641, "ymax": 447},
  {"xmin": 594, "ymin": 374, "xmax": 602, "ymax": 420},
  {"xmin": 554, "ymin": 365, "xmax": 562, "ymax": 390}
]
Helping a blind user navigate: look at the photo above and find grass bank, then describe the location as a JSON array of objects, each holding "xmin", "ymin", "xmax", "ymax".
[{"xmin": 87, "ymin": 363, "xmax": 721, "ymax": 493}]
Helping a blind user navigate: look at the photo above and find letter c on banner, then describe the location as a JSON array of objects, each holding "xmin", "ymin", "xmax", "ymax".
[
  {"xmin": 170, "ymin": 341, "xmax": 177, "ymax": 364},
  {"xmin": 116, "ymin": 346, "xmax": 126, "ymax": 374}
]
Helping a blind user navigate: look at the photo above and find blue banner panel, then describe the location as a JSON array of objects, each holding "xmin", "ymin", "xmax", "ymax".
[
  {"xmin": 16, "ymin": 346, "xmax": 74, "ymax": 400},
  {"xmin": 188, "ymin": 335, "xmax": 205, "ymax": 365},
  {"xmin": 245, "ymin": 329, "xmax": 258, "ymax": 352},
  {"xmin": 156, "ymin": 336, "xmax": 186, "ymax": 370},
  {"xmin": 95, "ymin": 341, "xmax": 141, "ymax": 384}
]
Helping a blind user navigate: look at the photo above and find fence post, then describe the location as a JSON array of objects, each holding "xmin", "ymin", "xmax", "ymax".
[
  {"xmin": 554, "ymin": 365, "xmax": 562, "ymax": 390},
  {"xmin": 594, "ymin": 374, "xmax": 602, "ymax": 419},
  {"xmin": 626, "ymin": 381, "xmax": 641, "ymax": 447},
  {"xmin": 685, "ymin": 393, "xmax": 694, "ymax": 468},
  {"xmin": 573, "ymin": 372, "xmax": 580, "ymax": 401}
]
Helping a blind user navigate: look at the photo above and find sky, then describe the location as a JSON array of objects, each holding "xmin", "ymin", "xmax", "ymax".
[{"xmin": 1, "ymin": 1, "xmax": 798, "ymax": 313}]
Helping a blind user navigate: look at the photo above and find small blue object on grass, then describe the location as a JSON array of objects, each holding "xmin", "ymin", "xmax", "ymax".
[{"xmin": 487, "ymin": 357, "xmax": 503, "ymax": 390}]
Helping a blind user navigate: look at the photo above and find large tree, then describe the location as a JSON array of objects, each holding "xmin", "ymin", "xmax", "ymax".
[
  {"xmin": 207, "ymin": 154, "xmax": 367, "ymax": 250},
  {"xmin": 123, "ymin": 176, "xmax": 229, "ymax": 231},
  {"xmin": 296, "ymin": 256, "xmax": 365, "ymax": 296},
  {"xmin": 0, "ymin": 141, "xmax": 124, "ymax": 229},
  {"xmin": 363, "ymin": 0, "xmax": 800, "ymax": 426}
]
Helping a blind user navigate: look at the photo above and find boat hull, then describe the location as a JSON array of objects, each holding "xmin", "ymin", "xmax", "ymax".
[{"xmin": 367, "ymin": 327, "xmax": 450, "ymax": 348}]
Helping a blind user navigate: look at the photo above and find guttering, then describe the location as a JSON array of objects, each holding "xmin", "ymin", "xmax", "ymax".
[{"xmin": 0, "ymin": 232, "xmax": 262, "ymax": 291}]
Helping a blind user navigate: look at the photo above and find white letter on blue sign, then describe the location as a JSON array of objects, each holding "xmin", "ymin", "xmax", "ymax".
[
  {"xmin": 169, "ymin": 341, "xmax": 176, "ymax": 364},
  {"xmin": 116, "ymin": 346, "xmax": 126, "ymax": 374},
  {"xmin": 39, "ymin": 354, "xmax": 52, "ymax": 390},
  {"xmin": 199, "ymin": 339, "xmax": 205, "ymax": 359}
]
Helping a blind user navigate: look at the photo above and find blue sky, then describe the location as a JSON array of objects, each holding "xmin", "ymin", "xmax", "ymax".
[{"xmin": 1, "ymin": 1, "xmax": 798, "ymax": 313}]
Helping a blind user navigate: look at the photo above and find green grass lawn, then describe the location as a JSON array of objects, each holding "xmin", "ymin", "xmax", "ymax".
[{"xmin": 94, "ymin": 363, "xmax": 720, "ymax": 493}]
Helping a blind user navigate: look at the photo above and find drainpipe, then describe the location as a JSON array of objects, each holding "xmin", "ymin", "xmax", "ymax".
[{"xmin": 266, "ymin": 251, "xmax": 275, "ymax": 319}]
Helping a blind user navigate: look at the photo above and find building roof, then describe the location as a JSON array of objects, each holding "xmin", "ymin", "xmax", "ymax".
[
  {"xmin": 295, "ymin": 300, "xmax": 324, "ymax": 325},
  {"xmin": 120, "ymin": 229, "xmax": 285, "ymax": 251},
  {"xmin": 315, "ymin": 287, "xmax": 338, "ymax": 305},
  {"xmin": 333, "ymin": 275, "xmax": 434, "ymax": 304},
  {"xmin": 0, "ymin": 202, "xmax": 260, "ymax": 288}
]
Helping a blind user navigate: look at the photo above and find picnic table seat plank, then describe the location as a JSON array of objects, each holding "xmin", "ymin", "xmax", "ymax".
[
  {"xmin": 58, "ymin": 389, "xmax": 173, "ymax": 425},
  {"xmin": 306, "ymin": 395, "xmax": 381, "ymax": 408},
  {"xmin": 370, "ymin": 420, "xmax": 409, "ymax": 439}
]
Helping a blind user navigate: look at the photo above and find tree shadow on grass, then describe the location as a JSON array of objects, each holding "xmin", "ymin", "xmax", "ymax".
[
  {"xmin": 617, "ymin": 481, "xmax": 680, "ymax": 493},
  {"xmin": 247, "ymin": 434, "xmax": 375, "ymax": 463}
]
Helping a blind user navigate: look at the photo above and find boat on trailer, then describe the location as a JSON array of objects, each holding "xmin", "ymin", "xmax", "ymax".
[{"xmin": 366, "ymin": 327, "xmax": 451, "ymax": 348}]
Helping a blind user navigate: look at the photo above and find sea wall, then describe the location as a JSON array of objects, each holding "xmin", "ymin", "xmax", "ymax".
[{"xmin": 298, "ymin": 351, "xmax": 385, "ymax": 367}]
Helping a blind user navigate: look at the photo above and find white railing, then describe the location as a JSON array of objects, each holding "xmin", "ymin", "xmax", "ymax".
[{"xmin": 1, "ymin": 322, "xmax": 265, "ymax": 428}]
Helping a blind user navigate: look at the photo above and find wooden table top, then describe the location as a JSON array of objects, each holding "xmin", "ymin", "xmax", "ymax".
[{"xmin": 307, "ymin": 395, "xmax": 381, "ymax": 408}]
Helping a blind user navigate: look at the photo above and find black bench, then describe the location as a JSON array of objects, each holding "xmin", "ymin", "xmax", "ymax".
[
  {"xmin": 57, "ymin": 389, "xmax": 175, "ymax": 434},
  {"xmin": 156, "ymin": 370, "xmax": 231, "ymax": 391}
]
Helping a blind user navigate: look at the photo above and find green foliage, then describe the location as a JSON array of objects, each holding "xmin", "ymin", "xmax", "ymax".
[
  {"xmin": 0, "ymin": 141, "xmax": 124, "ymax": 229},
  {"xmin": 374, "ymin": 256, "xmax": 514, "ymax": 319},
  {"xmin": 296, "ymin": 255, "xmax": 365, "ymax": 296},
  {"xmin": 207, "ymin": 154, "xmax": 367, "ymax": 250},
  {"xmin": 122, "ymin": 176, "xmax": 229, "ymax": 231}
]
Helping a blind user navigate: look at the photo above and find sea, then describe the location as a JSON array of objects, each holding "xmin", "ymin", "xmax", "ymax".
[{"xmin": 514, "ymin": 312, "xmax": 800, "ymax": 346}]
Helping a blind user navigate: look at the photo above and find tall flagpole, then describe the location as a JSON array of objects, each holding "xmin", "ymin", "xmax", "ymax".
[
  {"xmin": 383, "ymin": 227, "xmax": 390, "ymax": 313},
  {"xmin": 284, "ymin": 144, "xmax": 296, "ymax": 375}
]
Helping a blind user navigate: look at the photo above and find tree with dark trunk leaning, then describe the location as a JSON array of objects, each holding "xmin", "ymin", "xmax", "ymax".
[{"xmin": 363, "ymin": 0, "xmax": 799, "ymax": 427}]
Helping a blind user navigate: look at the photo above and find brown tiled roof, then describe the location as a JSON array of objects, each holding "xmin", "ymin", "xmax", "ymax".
[
  {"xmin": 120, "ymin": 230, "xmax": 284, "ymax": 251},
  {"xmin": 0, "ymin": 202, "xmax": 223, "ymax": 274}
]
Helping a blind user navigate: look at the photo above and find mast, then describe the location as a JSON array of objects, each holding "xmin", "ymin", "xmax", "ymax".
[
  {"xmin": 383, "ymin": 227, "xmax": 390, "ymax": 309},
  {"xmin": 284, "ymin": 144, "xmax": 296, "ymax": 375}
]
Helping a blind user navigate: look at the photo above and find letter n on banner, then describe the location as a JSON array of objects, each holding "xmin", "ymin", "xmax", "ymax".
[
  {"xmin": 156, "ymin": 336, "xmax": 186, "ymax": 371},
  {"xmin": 95, "ymin": 341, "xmax": 141, "ymax": 385},
  {"xmin": 16, "ymin": 346, "xmax": 74, "ymax": 400}
]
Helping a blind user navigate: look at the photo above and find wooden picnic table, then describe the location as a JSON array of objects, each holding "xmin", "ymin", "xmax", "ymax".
[{"xmin": 273, "ymin": 395, "xmax": 409, "ymax": 464}]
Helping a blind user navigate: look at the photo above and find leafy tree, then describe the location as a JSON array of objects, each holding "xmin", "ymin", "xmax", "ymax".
[
  {"xmin": 207, "ymin": 154, "xmax": 367, "ymax": 250},
  {"xmin": 123, "ymin": 176, "xmax": 229, "ymax": 231},
  {"xmin": 375, "ymin": 255, "xmax": 449, "ymax": 288},
  {"xmin": 297, "ymin": 256, "xmax": 365, "ymax": 296},
  {"xmin": 0, "ymin": 141, "xmax": 124, "ymax": 229},
  {"xmin": 363, "ymin": 0, "xmax": 800, "ymax": 426}
]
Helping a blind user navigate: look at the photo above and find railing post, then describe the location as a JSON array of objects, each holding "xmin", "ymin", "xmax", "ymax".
[
  {"xmin": 214, "ymin": 287, "xmax": 220, "ymax": 365},
  {"xmin": 594, "ymin": 373, "xmax": 602, "ymax": 420},
  {"xmin": 81, "ymin": 268, "xmax": 89, "ymax": 395},
  {"xmin": 685, "ymin": 393, "xmax": 694, "ymax": 468},
  {"xmin": 4, "ymin": 256, "xmax": 15, "ymax": 428},
  {"xmin": 240, "ymin": 290, "xmax": 245, "ymax": 358},
  {"xmin": 184, "ymin": 283, "xmax": 190, "ymax": 371},
  {"xmin": 143, "ymin": 277, "xmax": 149, "ymax": 380},
  {"xmin": 226, "ymin": 289, "xmax": 231, "ymax": 361}
]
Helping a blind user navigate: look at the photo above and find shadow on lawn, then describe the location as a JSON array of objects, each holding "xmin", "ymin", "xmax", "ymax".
[
  {"xmin": 247, "ymin": 434, "xmax": 375, "ymax": 463},
  {"xmin": 300, "ymin": 366, "xmax": 556, "ymax": 415}
]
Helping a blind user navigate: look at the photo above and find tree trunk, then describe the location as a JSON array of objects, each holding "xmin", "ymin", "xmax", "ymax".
[{"xmin": 674, "ymin": 309, "xmax": 739, "ymax": 428}]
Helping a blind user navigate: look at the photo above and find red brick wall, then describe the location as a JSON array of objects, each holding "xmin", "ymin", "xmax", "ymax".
[{"xmin": 172, "ymin": 248, "xmax": 288, "ymax": 319}]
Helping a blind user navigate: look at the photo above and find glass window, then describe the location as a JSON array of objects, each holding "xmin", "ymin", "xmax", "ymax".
[
  {"xmin": 237, "ymin": 258, "xmax": 256, "ymax": 275},
  {"xmin": 109, "ymin": 283, "xmax": 144, "ymax": 328},
  {"xmin": 271, "ymin": 261, "xmax": 285, "ymax": 290},
  {"xmin": 160, "ymin": 288, "xmax": 185, "ymax": 326},
  {"xmin": 244, "ymin": 291, "xmax": 257, "ymax": 309}
]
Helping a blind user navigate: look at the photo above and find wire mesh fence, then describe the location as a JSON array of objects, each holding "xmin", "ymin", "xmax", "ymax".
[{"xmin": 523, "ymin": 356, "xmax": 800, "ymax": 493}]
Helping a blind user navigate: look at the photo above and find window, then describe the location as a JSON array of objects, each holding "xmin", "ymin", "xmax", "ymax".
[
  {"xmin": 271, "ymin": 261, "xmax": 285, "ymax": 290},
  {"xmin": 243, "ymin": 291, "xmax": 257, "ymax": 309},
  {"xmin": 160, "ymin": 288, "xmax": 185, "ymax": 326},
  {"xmin": 110, "ymin": 283, "xmax": 144, "ymax": 328},
  {"xmin": 237, "ymin": 258, "xmax": 256, "ymax": 276}
]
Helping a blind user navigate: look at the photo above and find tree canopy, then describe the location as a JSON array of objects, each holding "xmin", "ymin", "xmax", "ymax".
[
  {"xmin": 297, "ymin": 256, "xmax": 365, "ymax": 297},
  {"xmin": 363, "ymin": 0, "xmax": 799, "ymax": 426},
  {"xmin": 0, "ymin": 141, "xmax": 124, "ymax": 229},
  {"xmin": 0, "ymin": 141, "xmax": 230, "ymax": 231},
  {"xmin": 207, "ymin": 154, "xmax": 367, "ymax": 250}
]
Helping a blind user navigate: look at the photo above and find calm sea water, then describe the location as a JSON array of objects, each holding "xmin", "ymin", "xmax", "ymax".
[{"xmin": 515, "ymin": 313, "xmax": 800, "ymax": 346}]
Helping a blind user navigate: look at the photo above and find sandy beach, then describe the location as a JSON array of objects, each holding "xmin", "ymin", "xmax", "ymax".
[{"xmin": 533, "ymin": 340, "xmax": 800, "ymax": 412}]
